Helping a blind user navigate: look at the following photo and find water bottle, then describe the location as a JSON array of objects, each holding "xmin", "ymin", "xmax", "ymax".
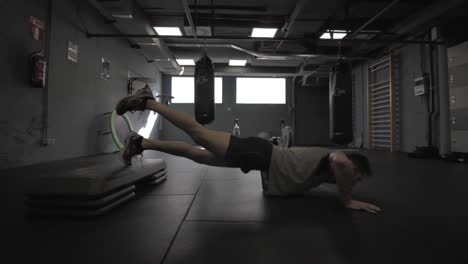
[
  {"xmin": 232, "ymin": 118, "xmax": 241, "ymax": 137},
  {"xmin": 280, "ymin": 120, "xmax": 292, "ymax": 148}
]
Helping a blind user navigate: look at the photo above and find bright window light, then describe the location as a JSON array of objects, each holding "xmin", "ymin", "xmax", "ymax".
[
  {"xmin": 153, "ymin": 27, "xmax": 182, "ymax": 36},
  {"xmin": 236, "ymin": 78, "xmax": 286, "ymax": 104},
  {"xmin": 176, "ymin": 59, "xmax": 195, "ymax": 66},
  {"xmin": 320, "ymin": 30, "xmax": 347, "ymax": 40},
  {"xmin": 214, "ymin": 77, "xmax": 222, "ymax": 103},
  {"xmin": 138, "ymin": 111, "xmax": 159, "ymax": 138},
  {"xmin": 171, "ymin": 77, "xmax": 223, "ymax": 104},
  {"xmin": 251, "ymin": 28, "xmax": 277, "ymax": 38},
  {"xmin": 229, "ymin": 60, "xmax": 247, "ymax": 66}
]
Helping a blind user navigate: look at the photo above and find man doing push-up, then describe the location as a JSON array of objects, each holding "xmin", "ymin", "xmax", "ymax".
[{"xmin": 116, "ymin": 86, "xmax": 381, "ymax": 214}]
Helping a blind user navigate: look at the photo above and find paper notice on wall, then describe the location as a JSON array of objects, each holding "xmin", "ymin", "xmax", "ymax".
[
  {"xmin": 29, "ymin": 16, "xmax": 44, "ymax": 41},
  {"xmin": 67, "ymin": 41, "xmax": 79, "ymax": 63}
]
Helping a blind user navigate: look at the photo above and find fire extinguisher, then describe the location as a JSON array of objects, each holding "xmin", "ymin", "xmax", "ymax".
[{"xmin": 30, "ymin": 51, "xmax": 47, "ymax": 88}]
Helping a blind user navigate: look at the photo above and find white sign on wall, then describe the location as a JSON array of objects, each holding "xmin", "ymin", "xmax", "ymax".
[{"xmin": 67, "ymin": 41, "xmax": 78, "ymax": 63}]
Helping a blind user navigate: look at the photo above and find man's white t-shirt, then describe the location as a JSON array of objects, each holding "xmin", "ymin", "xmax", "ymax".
[{"xmin": 261, "ymin": 146, "xmax": 332, "ymax": 196}]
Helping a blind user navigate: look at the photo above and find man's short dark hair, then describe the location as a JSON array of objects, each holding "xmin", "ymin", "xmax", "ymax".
[{"xmin": 346, "ymin": 153, "xmax": 372, "ymax": 177}]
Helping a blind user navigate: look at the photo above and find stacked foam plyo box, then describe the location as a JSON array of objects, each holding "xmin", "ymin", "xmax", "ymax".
[{"xmin": 24, "ymin": 154, "xmax": 168, "ymax": 216}]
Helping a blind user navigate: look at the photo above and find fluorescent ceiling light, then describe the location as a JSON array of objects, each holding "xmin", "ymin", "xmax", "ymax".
[
  {"xmin": 320, "ymin": 32, "xmax": 332, "ymax": 39},
  {"xmin": 332, "ymin": 32, "xmax": 347, "ymax": 39},
  {"xmin": 153, "ymin": 27, "xmax": 182, "ymax": 36},
  {"xmin": 320, "ymin": 30, "xmax": 347, "ymax": 40},
  {"xmin": 251, "ymin": 28, "xmax": 277, "ymax": 38},
  {"xmin": 176, "ymin": 59, "xmax": 195, "ymax": 66},
  {"xmin": 229, "ymin": 60, "xmax": 247, "ymax": 66}
]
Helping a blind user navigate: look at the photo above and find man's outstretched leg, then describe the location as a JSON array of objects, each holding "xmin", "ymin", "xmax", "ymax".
[
  {"xmin": 120, "ymin": 132, "xmax": 228, "ymax": 167},
  {"xmin": 116, "ymin": 86, "xmax": 230, "ymax": 158},
  {"xmin": 116, "ymin": 86, "xmax": 273, "ymax": 173},
  {"xmin": 145, "ymin": 100, "xmax": 231, "ymax": 157}
]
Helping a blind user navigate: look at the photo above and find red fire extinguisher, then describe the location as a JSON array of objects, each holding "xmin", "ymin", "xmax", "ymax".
[{"xmin": 30, "ymin": 51, "xmax": 47, "ymax": 88}]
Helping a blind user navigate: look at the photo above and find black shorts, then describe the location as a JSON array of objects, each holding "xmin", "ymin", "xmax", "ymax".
[{"xmin": 224, "ymin": 136, "xmax": 273, "ymax": 173}]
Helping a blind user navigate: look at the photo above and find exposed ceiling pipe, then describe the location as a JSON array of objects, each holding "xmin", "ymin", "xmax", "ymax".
[
  {"xmin": 276, "ymin": 0, "xmax": 307, "ymax": 50},
  {"xmin": 347, "ymin": 0, "xmax": 399, "ymax": 39},
  {"xmin": 174, "ymin": 65, "xmax": 330, "ymax": 77},
  {"xmin": 166, "ymin": 43, "xmax": 363, "ymax": 61},
  {"xmin": 181, "ymin": 0, "xmax": 197, "ymax": 38},
  {"xmin": 187, "ymin": 5, "xmax": 267, "ymax": 12},
  {"xmin": 87, "ymin": 33, "xmax": 443, "ymax": 45}
]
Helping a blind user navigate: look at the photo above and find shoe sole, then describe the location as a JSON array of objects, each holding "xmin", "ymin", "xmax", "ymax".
[
  {"xmin": 116, "ymin": 96, "xmax": 136, "ymax": 115},
  {"xmin": 116, "ymin": 92, "xmax": 153, "ymax": 115}
]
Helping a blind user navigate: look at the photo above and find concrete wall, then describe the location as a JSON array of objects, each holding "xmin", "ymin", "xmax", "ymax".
[
  {"xmin": 293, "ymin": 82, "xmax": 330, "ymax": 146},
  {"xmin": 0, "ymin": 0, "xmax": 162, "ymax": 169},
  {"xmin": 352, "ymin": 44, "xmax": 433, "ymax": 152},
  {"xmin": 448, "ymin": 41, "xmax": 468, "ymax": 153},
  {"xmin": 160, "ymin": 76, "xmax": 292, "ymax": 143},
  {"xmin": 398, "ymin": 45, "xmax": 430, "ymax": 152}
]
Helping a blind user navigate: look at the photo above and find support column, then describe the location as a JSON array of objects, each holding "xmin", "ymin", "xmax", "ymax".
[{"xmin": 436, "ymin": 29, "xmax": 451, "ymax": 154}]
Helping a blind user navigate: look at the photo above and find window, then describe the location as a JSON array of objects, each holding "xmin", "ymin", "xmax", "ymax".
[
  {"xmin": 236, "ymin": 78, "xmax": 286, "ymax": 104},
  {"xmin": 138, "ymin": 111, "xmax": 158, "ymax": 138},
  {"xmin": 171, "ymin": 77, "xmax": 222, "ymax": 104}
]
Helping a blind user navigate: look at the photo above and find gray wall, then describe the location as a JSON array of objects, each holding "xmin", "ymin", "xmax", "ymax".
[
  {"xmin": 448, "ymin": 41, "xmax": 468, "ymax": 152},
  {"xmin": 293, "ymin": 82, "xmax": 330, "ymax": 146},
  {"xmin": 160, "ymin": 76, "xmax": 292, "ymax": 143},
  {"xmin": 352, "ymin": 44, "xmax": 434, "ymax": 152},
  {"xmin": 0, "ymin": 0, "xmax": 162, "ymax": 169},
  {"xmin": 398, "ymin": 45, "xmax": 430, "ymax": 152}
]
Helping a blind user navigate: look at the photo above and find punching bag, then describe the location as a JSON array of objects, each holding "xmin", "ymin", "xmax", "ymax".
[
  {"xmin": 194, "ymin": 53, "xmax": 215, "ymax": 124},
  {"xmin": 330, "ymin": 60, "xmax": 353, "ymax": 145}
]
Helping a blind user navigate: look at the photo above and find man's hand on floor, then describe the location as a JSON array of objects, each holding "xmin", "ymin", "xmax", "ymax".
[{"xmin": 346, "ymin": 199, "xmax": 382, "ymax": 214}]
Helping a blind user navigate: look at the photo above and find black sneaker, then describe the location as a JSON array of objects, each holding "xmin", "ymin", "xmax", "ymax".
[
  {"xmin": 119, "ymin": 132, "xmax": 144, "ymax": 166},
  {"xmin": 116, "ymin": 85, "xmax": 154, "ymax": 115}
]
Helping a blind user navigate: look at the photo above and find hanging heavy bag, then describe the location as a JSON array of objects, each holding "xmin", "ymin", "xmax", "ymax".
[
  {"xmin": 194, "ymin": 53, "xmax": 215, "ymax": 124},
  {"xmin": 330, "ymin": 60, "xmax": 353, "ymax": 145}
]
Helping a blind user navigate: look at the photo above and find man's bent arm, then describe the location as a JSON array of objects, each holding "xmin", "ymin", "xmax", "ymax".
[
  {"xmin": 329, "ymin": 152, "xmax": 354, "ymax": 205},
  {"xmin": 329, "ymin": 152, "xmax": 382, "ymax": 214}
]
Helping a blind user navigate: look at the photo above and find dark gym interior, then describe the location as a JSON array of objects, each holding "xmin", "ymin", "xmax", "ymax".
[{"xmin": 2, "ymin": 0, "xmax": 468, "ymax": 263}]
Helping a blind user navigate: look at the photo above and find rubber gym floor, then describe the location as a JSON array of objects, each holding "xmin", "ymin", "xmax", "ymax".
[{"xmin": 4, "ymin": 150, "xmax": 467, "ymax": 264}]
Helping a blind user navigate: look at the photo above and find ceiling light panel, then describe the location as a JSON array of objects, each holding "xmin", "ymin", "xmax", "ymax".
[
  {"xmin": 176, "ymin": 59, "xmax": 195, "ymax": 66},
  {"xmin": 154, "ymin": 27, "xmax": 182, "ymax": 36},
  {"xmin": 320, "ymin": 30, "xmax": 348, "ymax": 40},
  {"xmin": 251, "ymin": 28, "xmax": 277, "ymax": 38}
]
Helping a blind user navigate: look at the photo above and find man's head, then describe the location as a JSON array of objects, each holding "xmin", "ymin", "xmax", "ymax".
[{"xmin": 345, "ymin": 153, "xmax": 372, "ymax": 183}]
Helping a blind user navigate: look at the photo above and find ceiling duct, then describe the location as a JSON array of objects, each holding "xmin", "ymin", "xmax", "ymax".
[
  {"xmin": 390, "ymin": 0, "xmax": 465, "ymax": 36},
  {"xmin": 168, "ymin": 43, "xmax": 335, "ymax": 77},
  {"xmin": 166, "ymin": 43, "xmax": 358, "ymax": 62},
  {"xmin": 346, "ymin": 0, "xmax": 399, "ymax": 39},
  {"xmin": 174, "ymin": 65, "xmax": 329, "ymax": 78},
  {"xmin": 276, "ymin": 0, "xmax": 307, "ymax": 50},
  {"xmin": 95, "ymin": 0, "xmax": 134, "ymax": 19},
  {"xmin": 88, "ymin": 0, "xmax": 181, "ymax": 72},
  {"xmin": 181, "ymin": 0, "xmax": 197, "ymax": 38}
]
